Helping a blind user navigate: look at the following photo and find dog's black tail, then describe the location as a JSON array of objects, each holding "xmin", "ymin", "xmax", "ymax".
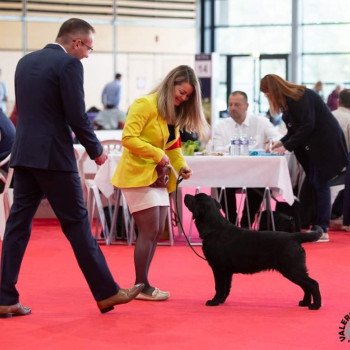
[{"xmin": 293, "ymin": 226, "xmax": 323, "ymax": 243}]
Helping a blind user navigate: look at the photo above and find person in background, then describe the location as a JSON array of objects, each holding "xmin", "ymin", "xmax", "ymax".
[
  {"xmin": 0, "ymin": 68, "xmax": 8, "ymax": 114},
  {"xmin": 0, "ymin": 18, "xmax": 144, "ymax": 318},
  {"xmin": 212, "ymin": 90, "xmax": 281, "ymax": 227},
  {"xmin": 0, "ymin": 108, "xmax": 15, "ymax": 182},
  {"xmin": 101, "ymin": 73, "xmax": 122, "ymax": 110},
  {"xmin": 312, "ymin": 81, "xmax": 324, "ymax": 100},
  {"xmin": 327, "ymin": 84, "xmax": 342, "ymax": 111},
  {"xmin": 112, "ymin": 65, "xmax": 209, "ymax": 301},
  {"xmin": 330, "ymin": 89, "xmax": 350, "ymax": 226},
  {"xmin": 260, "ymin": 74, "xmax": 348, "ymax": 242},
  {"xmin": 266, "ymin": 109, "xmax": 287, "ymax": 135}
]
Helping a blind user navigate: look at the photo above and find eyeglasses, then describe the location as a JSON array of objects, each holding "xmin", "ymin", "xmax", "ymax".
[
  {"xmin": 73, "ymin": 39, "xmax": 93, "ymax": 53},
  {"xmin": 81, "ymin": 40, "xmax": 93, "ymax": 53}
]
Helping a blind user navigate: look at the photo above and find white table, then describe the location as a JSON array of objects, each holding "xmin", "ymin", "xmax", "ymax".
[
  {"xmin": 94, "ymin": 154, "xmax": 294, "ymax": 205},
  {"xmin": 93, "ymin": 154, "xmax": 294, "ymax": 235}
]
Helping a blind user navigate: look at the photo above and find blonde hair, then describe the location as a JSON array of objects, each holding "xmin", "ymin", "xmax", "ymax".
[
  {"xmin": 151, "ymin": 65, "xmax": 209, "ymax": 139},
  {"xmin": 260, "ymin": 74, "xmax": 305, "ymax": 115}
]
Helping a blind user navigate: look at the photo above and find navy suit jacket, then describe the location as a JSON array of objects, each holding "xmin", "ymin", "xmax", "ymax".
[
  {"xmin": 281, "ymin": 88, "xmax": 348, "ymax": 182},
  {"xmin": 10, "ymin": 44, "xmax": 102, "ymax": 172}
]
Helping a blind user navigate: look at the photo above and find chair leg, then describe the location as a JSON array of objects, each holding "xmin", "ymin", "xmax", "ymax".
[
  {"xmin": 236, "ymin": 187, "xmax": 251, "ymax": 228},
  {"xmin": 256, "ymin": 187, "xmax": 275, "ymax": 231},
  {"xmin": 243, "ymin": 188, "xmax": 251, "ymax": 229},
  {"xmin": 188, "ymin": 187, "xmax": 201, "ymax": 241},
  {"xmin": 121, "ymin": 194, "xmax": 132, "ymax": 245},
  {"xmin": 90, "ymin": 184, "xmax": 110, "ymax": 244},
  {"xmin": 215, "ymin": 187, "xmax": 230, "ymax": 222}
]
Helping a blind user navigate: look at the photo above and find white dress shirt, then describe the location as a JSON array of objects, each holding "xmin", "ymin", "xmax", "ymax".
[
  {"xmin": 332, "ymin": 106, "xmax": 350, "ymax": 152},
  {"xmin": 212, "ymin": 114, "xmax": 282, "ymax": 153}
]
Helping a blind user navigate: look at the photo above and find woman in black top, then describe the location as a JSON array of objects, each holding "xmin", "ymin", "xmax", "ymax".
[{"xmin": 260, "ymin": 74, "xmax": 348, "ymax": 241}]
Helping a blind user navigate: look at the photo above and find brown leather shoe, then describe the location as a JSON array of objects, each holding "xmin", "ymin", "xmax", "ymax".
[
  {"xmin": 0, "ymin": 303, "xmax": 31, "ymax": 318},
  {"xmin": 97, "ymin": 283, "xmax": 145, "ymax": 313}
]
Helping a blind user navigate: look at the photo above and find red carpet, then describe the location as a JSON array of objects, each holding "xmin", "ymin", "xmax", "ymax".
[{"xmin": 0, "ymin": 218, "xmax": 349, "ymax": 349}]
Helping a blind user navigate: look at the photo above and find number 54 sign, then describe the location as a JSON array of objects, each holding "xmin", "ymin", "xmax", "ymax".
[{"xmin": 195, "ymin": 54, "xmax": 212, "ymax": 78}]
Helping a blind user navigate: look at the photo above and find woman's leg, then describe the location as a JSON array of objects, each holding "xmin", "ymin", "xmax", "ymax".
[
  {"xmin": 132, "ymin": 205, "xmax": 168, "ymax": 294},
  {"xmin": 146, "ymin": 206, "xmax": 168, "ymax": 276}
]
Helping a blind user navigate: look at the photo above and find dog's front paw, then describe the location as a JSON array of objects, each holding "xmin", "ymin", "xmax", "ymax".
[
  {"xmin": 298, "ymin": 300, "xmax": 310, "ymax": 307},
  {"xmin": 206, "ymin": 299, "xmax": 220, "ymax": 306}
]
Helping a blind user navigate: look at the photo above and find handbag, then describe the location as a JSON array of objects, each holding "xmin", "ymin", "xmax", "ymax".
[{"xmin": 150, "ymin": 164, "xmax": 170, "ymax": 188}]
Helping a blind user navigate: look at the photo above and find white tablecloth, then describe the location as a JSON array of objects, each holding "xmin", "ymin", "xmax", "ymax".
[{"xmin": 94, "ymin": 154, "xmax": 294, "ymax": 205}]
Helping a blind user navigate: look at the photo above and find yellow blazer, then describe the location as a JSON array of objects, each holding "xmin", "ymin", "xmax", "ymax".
[{"xmin": 111, "ymin": 93, "xmax": 187, "ymax": 193}]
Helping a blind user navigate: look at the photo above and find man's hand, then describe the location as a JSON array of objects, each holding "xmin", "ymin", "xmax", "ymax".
[{"xmin": 95, "ymin": 151, "xmax": 108, "ymax": 165}]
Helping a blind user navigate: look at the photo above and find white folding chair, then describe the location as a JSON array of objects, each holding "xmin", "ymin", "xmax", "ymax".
[
  {"xmin": 109, "ymin": 188, "xmax": 133, "ymax": 245},
  {"xmin": 78, "ymin": 150, "xmax": 110, "ymax": 244},
  {"xmin": 101, "ymin": 139, "xmax": 123, "ymax": 233},
  {"xmin": 77, "ymin": 140, "xmax": 123, "ymax": 245},
  {"xmin": 101, "ymin": 139, "xmax": 122, "ymax": 154}
]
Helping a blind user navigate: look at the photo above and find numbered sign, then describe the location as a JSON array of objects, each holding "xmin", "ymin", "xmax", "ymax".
[{"xmin": 195, "ymin": 54, "xmax": 212, "ymax": 78}]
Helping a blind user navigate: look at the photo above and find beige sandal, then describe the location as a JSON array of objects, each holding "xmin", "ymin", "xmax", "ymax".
[{"xmin": 135, "ymin": 288, "xmax": 170, "ymax": 301}]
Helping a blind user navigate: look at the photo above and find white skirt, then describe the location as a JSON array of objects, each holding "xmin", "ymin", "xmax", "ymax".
[{"xmin": 121, "ymin": 187, "xmax": 170, "ymax": 214}]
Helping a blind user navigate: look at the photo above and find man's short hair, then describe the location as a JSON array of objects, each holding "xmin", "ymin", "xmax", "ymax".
[
  {"xmin": 230, "ymin": 90, "xmax": 248, "ymax": 102},
  {"xmin": 56, "ymin": 18, "xmax": 95, "ymax": 39},
  {"xmin": 339, "ymin": 89, "xmax": 350, "ymax": 109},
  {"xmin": 115, "ymin": 73, "xmax": 122, "ymax": 80}
]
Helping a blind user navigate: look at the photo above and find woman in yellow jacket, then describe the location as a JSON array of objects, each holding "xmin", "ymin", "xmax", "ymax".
[{"xmin": 112, "ymin": 65, "xmax": 209, "ymax": 301}]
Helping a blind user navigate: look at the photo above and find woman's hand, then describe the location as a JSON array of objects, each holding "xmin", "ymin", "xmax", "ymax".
[
  {"xmin": 271, "ymin": 141, "xmax": 286, "ymax": 155},
  {"xmin": 158, "ymin": 155, "xmax": 169, "ymax": 167},
  {"xmin": 179, "ymin": 166, "xmax": 192, "ymax": 179}
]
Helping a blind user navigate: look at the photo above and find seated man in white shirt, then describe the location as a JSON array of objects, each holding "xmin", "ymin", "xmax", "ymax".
[{"xmin": 213, "ymin": 90, "xmax": 281, "ymax": 227}]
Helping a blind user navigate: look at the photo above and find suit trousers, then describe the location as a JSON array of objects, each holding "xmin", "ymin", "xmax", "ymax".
[{"xmin": 0, "ymin": 167, "xmax": 118, "ymax": 305}]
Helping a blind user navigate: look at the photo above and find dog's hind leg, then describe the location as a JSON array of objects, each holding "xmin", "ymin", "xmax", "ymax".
[
  {"xmin": 280, "ymin": 270, "xmax": 321, "ymax": 310},
  {"xmin": 305, "ymin": 277, "xmax": 321, "ymax": 310},
  {"xmin": 206, "ymin": 267, "xmax": 230, "ymax": 306}
]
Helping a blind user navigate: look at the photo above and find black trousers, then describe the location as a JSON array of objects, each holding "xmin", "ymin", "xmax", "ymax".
[
  {"xmin": 218, "ymin": 187, "xmax": 264, "ymax": 227},
  {"xmin": 343, "ymin": 153, "xmax": 350, "ymax": 225},
  {"xmin": 0, "ymin": 167, "xmax": 118, "ymax": 305},
  {"xmin": 331, "ymin": 189, "xmax": 344, "ymax": 219}
]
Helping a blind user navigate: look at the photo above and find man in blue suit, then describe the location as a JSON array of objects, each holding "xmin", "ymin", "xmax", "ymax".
[{"xmin": 0, "ymin": 18, "xmax": 143, "ymax": 317}]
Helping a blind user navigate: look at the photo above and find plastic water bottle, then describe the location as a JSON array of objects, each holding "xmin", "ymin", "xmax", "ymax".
[
  {"xmin": 268, "ymin": 137, "xmax": 274, "ymax": 153},
  {"xmin": 240, "ymin": 135, "xmax": 249, "ymax": 156},
  {"xmin": 205, "ymin": 139, "xmax": 214, "ymax": 153},
  {"xmin": 230, "ymin": 135, "xmax": 240, "ymax": 155}
]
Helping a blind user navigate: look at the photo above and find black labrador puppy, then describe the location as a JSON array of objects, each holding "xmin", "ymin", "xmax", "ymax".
[{"xmin": 184, "ymin": 193, "xmax": 322, "ymax": 310}]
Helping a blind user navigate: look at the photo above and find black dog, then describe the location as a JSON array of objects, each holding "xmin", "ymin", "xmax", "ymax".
[{"xmin": 184, "ymin": 193, "xmax": 322, "ymax": 310}]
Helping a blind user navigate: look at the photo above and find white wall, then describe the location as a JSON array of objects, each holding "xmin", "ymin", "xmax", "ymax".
[{"xmin": 0, "ymin": 21, "xmax": 196, "ymax": 114}]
